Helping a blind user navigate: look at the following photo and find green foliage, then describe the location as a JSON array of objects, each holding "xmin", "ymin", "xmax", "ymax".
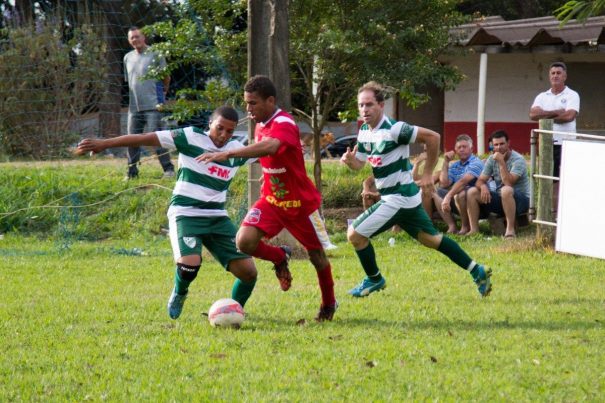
[
  {"xmin": 1, "ymin": 232, "xmax": 604, "ymax": 400},
  {"xmin": 457, "ymin": 0, "xmax": 563, "ymax": 20},
  {"xmin": 555, "ymin": 0, "xmax": 605, "ymax": 23},
  {"xmin": 142, "ymin": 2, "xmax": 466, "ymax": 137},
  {"xmin": 161, "ymin": 80, "xmax": 242, "ymax": 124},
  {"xmin": 290, "ymin": 0, "xmax": 466, "ymax": 129},
  {"xmin": 0, "ymin": 159, "xmax": 367, "ymax": 238},
  {"xmin": 143, "ymin": 1, "xmax": 247, "ymax": 122},
  {"xmin": 0, "ymin": 21, "xmax": 106, "ymax": 158},
  {"xmin": 312, "ymin": 161, "xmax": 372, "ymax": 208},
  {"xmin": 0, "ymin": 161, "xmax": 170, "ymax": 239}
]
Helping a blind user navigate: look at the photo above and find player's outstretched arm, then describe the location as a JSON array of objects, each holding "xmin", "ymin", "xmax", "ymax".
[
  {"xmin": 75, "ymin": 133, "xmax": 161, "ymax": 155},
  {"xmin": 340, "ymin": 145, "xmax": 365, "ymax": 170},
  {"xmin": 196, "ymin": 137, "xmax": 281, "ymax": 164}
]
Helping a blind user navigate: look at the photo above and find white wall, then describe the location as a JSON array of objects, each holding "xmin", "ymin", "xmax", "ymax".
[{"xmin": 445, "ymin": 52, "xmax": 605, "ymax": 123}]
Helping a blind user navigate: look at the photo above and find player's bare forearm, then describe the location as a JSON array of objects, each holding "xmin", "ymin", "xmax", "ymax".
[
  {"xmin": 195, "ymin": 151, "xmax": 230, "ymax": 163},
  {"xmin": 416, "ymin": 128, "xmax": 440, "ymax": 176},
  {"xmin": 76, "ymin": 133, "xmax": 160, "ymax": 155},
  {"xmin": 197, "ymin": 138, "xmax": 280, "ymax": 163}
]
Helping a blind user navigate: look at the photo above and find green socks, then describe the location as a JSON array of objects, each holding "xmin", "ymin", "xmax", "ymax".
[
  {"xmin": 174, "ymin": 269, "xmax": 191, "ymax": 295},
  {"xmin": 231, "ymin": 278, "xmax": 257, "ymax": 308},
  {"xmin": 174, "ymin": 266, "xmax": 256, "ymax": 308},
  {"xmin": 355, "ymin": 242, "xmax": 383, "ymax": 281},
  {"xmin": 437, "ymin": 236, "xmax": 476, "ymax": 272}
]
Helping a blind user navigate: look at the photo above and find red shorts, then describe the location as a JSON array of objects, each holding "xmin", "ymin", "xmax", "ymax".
[{"xmin": 242, "ymin": 198, "xmax": 324, "ymax": 251}]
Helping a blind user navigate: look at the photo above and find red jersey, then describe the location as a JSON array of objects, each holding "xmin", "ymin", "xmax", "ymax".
[{"xmin": 255, "ymin": 109, "xmax": 321, "ymax": 216}]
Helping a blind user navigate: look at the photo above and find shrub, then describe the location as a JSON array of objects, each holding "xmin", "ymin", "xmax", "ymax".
[{"xmin": 0, "ymin": 21, "xmax": 106, "ymax": 158}]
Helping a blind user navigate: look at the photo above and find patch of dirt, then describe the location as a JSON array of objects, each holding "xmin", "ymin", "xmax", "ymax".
[{"xmin": 323, "ymin": 207, "xmax": 364, "ymax": 222}]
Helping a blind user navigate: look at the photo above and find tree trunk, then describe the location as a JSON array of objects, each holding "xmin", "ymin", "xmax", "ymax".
[
  {"xmin": 269, "ymin": 0, "xmax": 290, "ymax": 110},
  {"xmin": 15, "ymin": 0, "xmax": 34, "ymax": 24},
  {"xmin": 98, "ymin": 1, "xmax": 123, "ymax": 138},
  {"xmin": 313, "ymin": 126, "xmax": 322, "ymax": 199}
]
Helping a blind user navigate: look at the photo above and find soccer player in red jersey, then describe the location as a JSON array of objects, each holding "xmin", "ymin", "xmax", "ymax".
[{"xmin": 197, "ymin": 75, "xmax": 337, "ymax": 321}]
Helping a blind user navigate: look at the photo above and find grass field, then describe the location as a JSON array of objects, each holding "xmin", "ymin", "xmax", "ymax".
[{"xmin": 1, "ymin": 229, "xmax": 604, "ymax": 401}]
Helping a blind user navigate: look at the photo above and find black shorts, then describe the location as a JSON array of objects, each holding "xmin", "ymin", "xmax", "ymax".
[{"xmin": 553, "ymin": 144, "xmax": 561, "ymax": 180}]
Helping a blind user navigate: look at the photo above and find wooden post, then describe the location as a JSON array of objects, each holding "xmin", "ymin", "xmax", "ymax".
[
  {"xmin": 246, "ymin": 0, "xmax": 270, "ymax": 208},
  {"xmin": 529, "ymin": 129, "xmax": 537, "ymax": 221},
  {"xmin": 98, "ymin": 0, "xmax": 122, "ymax": 139},
  {"xmin": 247, "ymin": 0, "xmax": 302, "ymax": 255},
  {"xmin": 537, "ymin": 119, "xmax": 554, "ymax": 244}
]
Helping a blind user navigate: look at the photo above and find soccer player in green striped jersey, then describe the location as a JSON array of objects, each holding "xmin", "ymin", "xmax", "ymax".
[
  {"xmin": 341, "ymin": 81, "xmax": 492, "ymax": 298},
  {"xmin": 76, "ymin": 106, "xmax": 258, "ymax": 319}
]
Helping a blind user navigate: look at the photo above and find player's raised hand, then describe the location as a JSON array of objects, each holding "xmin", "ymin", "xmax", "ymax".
[
  {"xmin": 340, "ymin": 144, "xmax": 358, "ymax": 165},
  {"xmin": 75, "ymin": 138, "xmax": 105, "ymax": 156}
]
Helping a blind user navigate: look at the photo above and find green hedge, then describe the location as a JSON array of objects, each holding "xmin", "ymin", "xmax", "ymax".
[{"xmin": 0, "ymin": 159, "xmax": 371, "ymax": 239}]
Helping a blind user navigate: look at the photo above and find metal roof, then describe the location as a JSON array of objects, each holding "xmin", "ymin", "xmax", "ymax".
[{"xmin": 451, "ymin": 15, "xmax": 605, "ymax": 49}]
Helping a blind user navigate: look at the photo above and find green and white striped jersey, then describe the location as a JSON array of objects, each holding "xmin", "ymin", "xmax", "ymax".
[
  {"xmin": 356, "ymin": 115, "xmax": 422, "ymax": 208},
  {"xmin": 157, "ymin": 127, "xmax": 250, "ymax": 218}
]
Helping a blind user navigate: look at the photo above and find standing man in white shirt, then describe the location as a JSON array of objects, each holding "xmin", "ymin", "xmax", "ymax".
[{"xmin": 529, "ymin": 61, "xmax": 580, "ymax": 207}]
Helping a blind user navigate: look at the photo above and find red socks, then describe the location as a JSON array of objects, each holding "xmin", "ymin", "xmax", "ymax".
[
  {"xmin": 251, "ymin": 242, "xmax": 285, "ymax": 265},
  {"xmin": 316, "ymin": 264, "xmax": 336, "ymax": 306}
]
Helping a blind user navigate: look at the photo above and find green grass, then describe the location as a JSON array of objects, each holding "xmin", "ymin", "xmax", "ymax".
[{"xmin": 1, "ymin": 231, "xmax": 604, "ymax": 401}]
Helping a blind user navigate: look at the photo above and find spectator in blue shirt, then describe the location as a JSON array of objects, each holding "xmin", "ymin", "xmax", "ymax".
[{"xmin": 437, "ymin": 134, "xmax": 484, "ymax": 234}]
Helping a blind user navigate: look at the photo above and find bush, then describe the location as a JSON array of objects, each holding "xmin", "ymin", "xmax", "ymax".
[
  {"xmin": 316, "ymin": 161, "xmax": 371, "ymax": 208},
  {"xmin": 0, "ymin": 160, "xmax": 369, "ymax": 239},
  {"xmin": 0, "ymin": 21, "xmax": 106, "ymax": 159}
]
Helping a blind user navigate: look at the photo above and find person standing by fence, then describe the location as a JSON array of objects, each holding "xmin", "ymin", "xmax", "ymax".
[
  {"xmin": 529, "ymin": 61, "xmax": 580, "ymax": 209},
  {"xmin": 123, "ymin": 26, "xmax": 175, "ymax": 180}
]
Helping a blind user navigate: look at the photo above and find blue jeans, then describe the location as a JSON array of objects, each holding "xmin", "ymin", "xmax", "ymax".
[{"xmin": 126, "ymin": 110, "xmax": 174, "ymax": 177}]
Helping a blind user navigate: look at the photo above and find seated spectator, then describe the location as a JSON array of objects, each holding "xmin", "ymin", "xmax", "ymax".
[
  {"xmin": 466, "ymin": 130, "xmax": 530, "ymax": 238},
  {"xmin": 436, "ymin": 134, "xmax": 484, "ymax": 235}
]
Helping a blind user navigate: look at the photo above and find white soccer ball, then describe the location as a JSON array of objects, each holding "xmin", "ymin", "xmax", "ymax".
[{"xmin": 208, "ymin": 298, "xmax": 245, "ymax": 328}]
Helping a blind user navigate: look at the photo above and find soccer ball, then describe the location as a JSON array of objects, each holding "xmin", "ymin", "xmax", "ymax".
[{"xmin": 208, "ymin": 298, "xmax": 245, "ymax": 328}]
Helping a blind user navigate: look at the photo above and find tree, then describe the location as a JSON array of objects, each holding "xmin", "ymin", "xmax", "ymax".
[
  {"xmin": 142, "ymin": 1, "xmax": 466, "ymax": 192},
  {"xmin": 289, "ymin": 0, "xmax": 466, "ymax": 189},
  {"xmin": 143, "ymin": 0, "xmax": 247, "ymax": 124},
  {"xmin": 0, "ymin": 21, "xmax": 106, "ymax": 158},
  {"xmin": 456, "ymin": 0, "xmax": 562, "ymax": 20},
  {"xmin": 555, "ymin": 0, "xmax": 605, "ymax": 23}
]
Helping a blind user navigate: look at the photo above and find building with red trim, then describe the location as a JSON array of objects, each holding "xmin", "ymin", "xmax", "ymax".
[{"xmin": 398, "ymin": 16, "xmax": 605, "ymax": 154}]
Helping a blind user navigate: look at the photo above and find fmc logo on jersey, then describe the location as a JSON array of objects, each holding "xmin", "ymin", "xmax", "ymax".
[
  {"xmin": 367, "ymin": 156, "xmax": 383, "ymax": 167},
  {"xmin": 208, "ymin": 165, "xmax": 230, "ymax": 179}
]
